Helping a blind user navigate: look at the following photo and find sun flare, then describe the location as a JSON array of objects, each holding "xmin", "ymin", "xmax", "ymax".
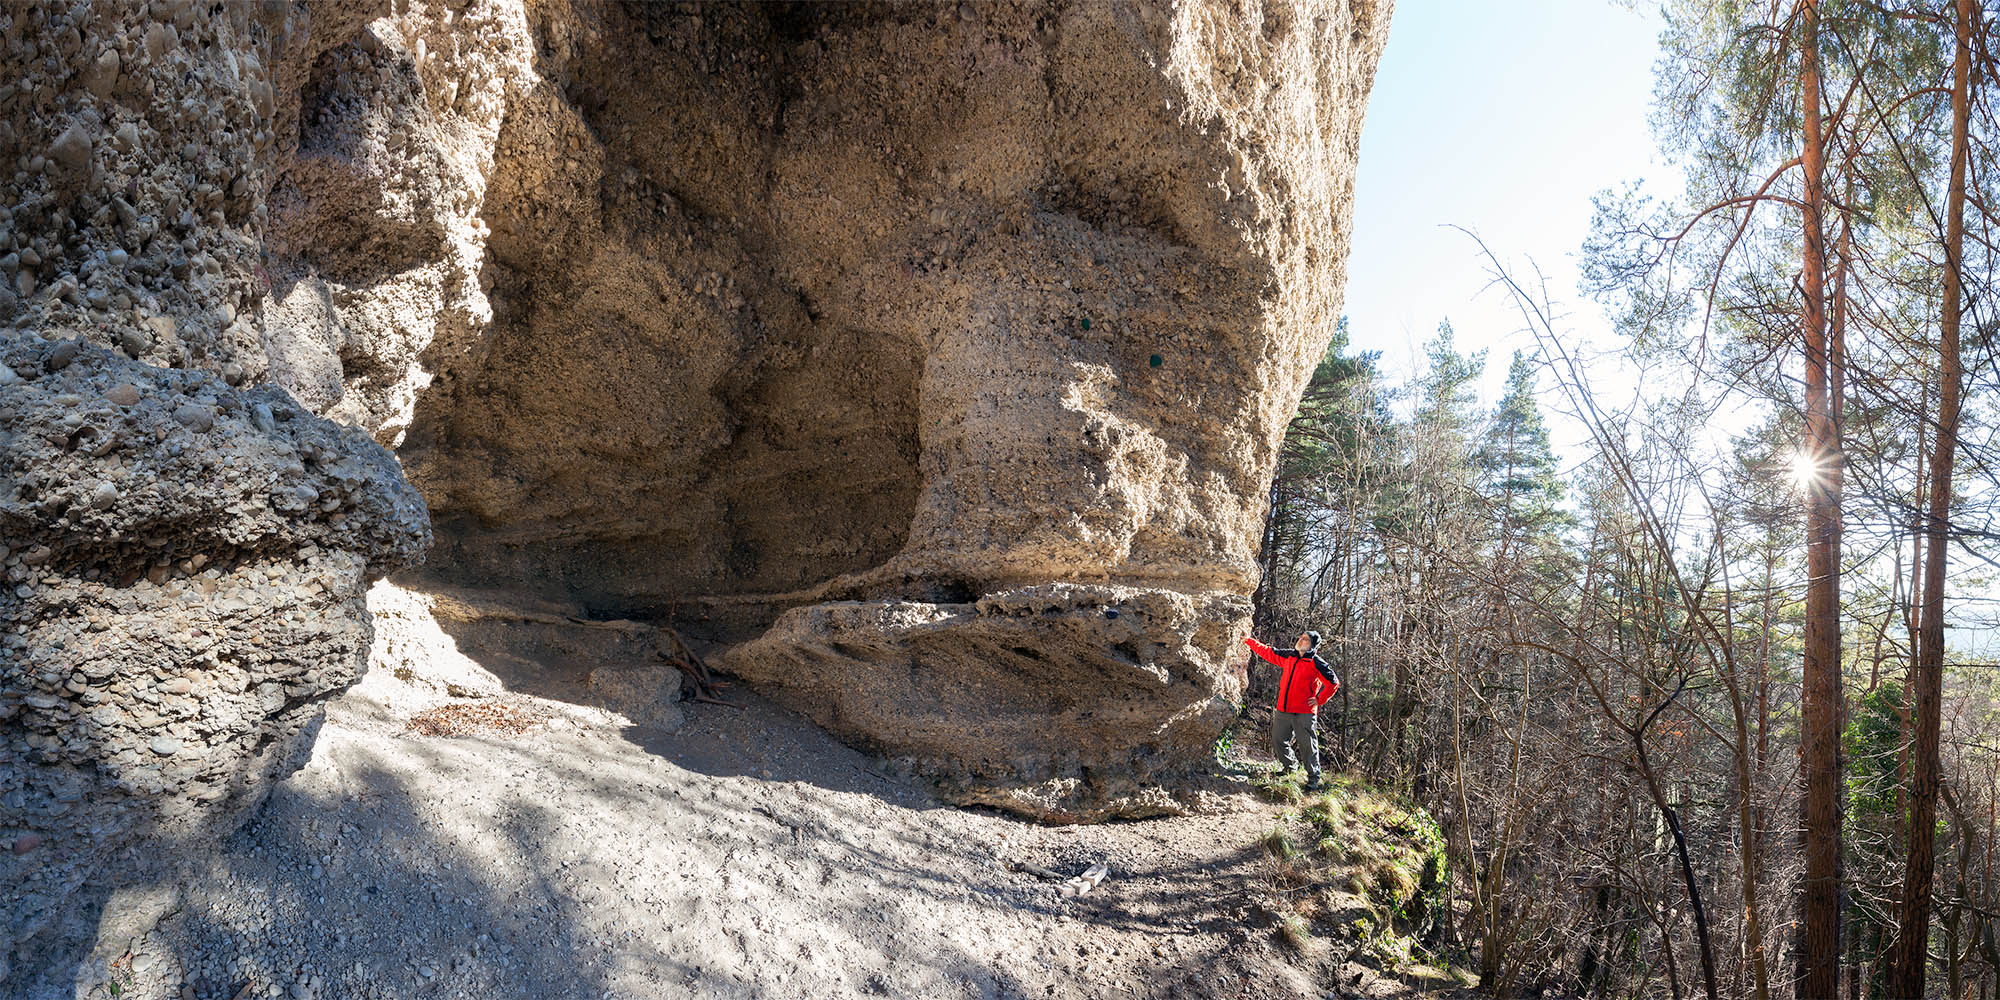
[{"xmin": 1788, "ymin": 450, "xmax": 1821, "ymax": 488}]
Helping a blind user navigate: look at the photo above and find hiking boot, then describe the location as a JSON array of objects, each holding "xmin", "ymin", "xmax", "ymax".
[{"xmin": 1303, "ymin": 777, "xmax": 1324, "ymax": 793}]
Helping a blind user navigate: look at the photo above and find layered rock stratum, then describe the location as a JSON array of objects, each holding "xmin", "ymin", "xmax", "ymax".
[{"xmin": 1, "ymin": 0, "xmax": 1388, "ymax": 977}]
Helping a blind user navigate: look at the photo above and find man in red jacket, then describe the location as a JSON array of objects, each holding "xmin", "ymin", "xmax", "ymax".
[{"xmin": 1244, "ymin": 630, "xmax": 1338, "ymax": 792}]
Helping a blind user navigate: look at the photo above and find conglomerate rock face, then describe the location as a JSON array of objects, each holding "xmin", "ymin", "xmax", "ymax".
[
  {"xmin": 376, "ymin": 0, "xmax": 1387, "ymax": 820},
  {"xmin": 0, "ymin": 337, "xmax": 428, "ymax": 978},
  {"xmin": 3, "ymin": 0, "xmax": 1386, "ymax": 971},
  {"xmin": 0, "ymin": 0, "xmax": 428, "ymax": 980}
]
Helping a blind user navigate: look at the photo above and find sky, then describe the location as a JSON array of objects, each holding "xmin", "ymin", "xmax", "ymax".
[
  {"xmin": 1341, "ymin": 3, "xmax": 1999, "ymax": 654},
  {"xmin": 1342, "ymin": 0, "xmax": 1676, "ymax": 445}
]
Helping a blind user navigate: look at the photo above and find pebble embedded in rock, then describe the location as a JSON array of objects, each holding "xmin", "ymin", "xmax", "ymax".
[
  {"xmin": 172, "ymin": 403, "xmax": 214, "ymax": 432},
  {"xmin": 89, "ymin": 481, "xmax": 118, "ymax": 509},
  {"xmin": 150, "ymin": 737, "xmax": 182, "ymax": 756},
  {"xmin": 44, "ymin": 340, "xmax": 79, "ymax": 370},
  {"xmin": 144, "ymin": 21, "xmax": 176, "ymax": 61},
  {"xmin": 49, "ymin": 123, "xmax": 93, "ymax": 173},
  {"xmin": 119, "ymin": 327, "xmax": 153, "ymax": 358},
  {"xmin": 11, "ymin": 834, "xmax": 42, "ymax": 855},
  {"xmin": 83, "ymin": 48, "xmax": 120, "ymax": 99},
  {"xmin": 106, "ymin": 383, "xmax": 141, "ymax": 406}
]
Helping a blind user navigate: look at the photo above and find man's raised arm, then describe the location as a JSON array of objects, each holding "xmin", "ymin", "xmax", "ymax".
[{"xmin": 1242, "ymin": 636, "xmax": 1285, "ymax": 666}]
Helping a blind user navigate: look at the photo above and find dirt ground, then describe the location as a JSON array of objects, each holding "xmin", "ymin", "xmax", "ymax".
[{"xmin": 29, "ymin": 630, "xmax": 1465, "ymax": 1000}]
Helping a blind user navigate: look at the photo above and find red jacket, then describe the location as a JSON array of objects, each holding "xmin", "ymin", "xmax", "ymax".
[{"xmin": 1246, "ymin": 639, "xmax": 1339, "ymax": 714}]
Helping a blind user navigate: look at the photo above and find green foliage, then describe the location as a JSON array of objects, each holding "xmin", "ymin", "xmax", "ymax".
[
  {"xmin": 1258, "ymin": 317, "xmax": 1397, "ymax": 633},
  {"xmin": 1479, "ymin": 354, "xmax": 1567, "ymax": 526},
  {"xmin": 1211, "ymin": 725, "xmax": 1236, "ymax": 769},
  {"xmin": 1844, "ymin": 679, "xmax": 1905, "ymax": 820},
  {"xmin": 1374, "ymin": 321, "xmax": 1486, "ymax": 543},
  {"xmin": 1379, "ymin": 799, "xmax": 1449, "ymax": 933}
]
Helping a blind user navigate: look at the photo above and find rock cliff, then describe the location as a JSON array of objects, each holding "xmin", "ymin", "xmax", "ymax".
[
  {"xmin": 375, "ymin": 0, "xmax": 1387, "ymax": 819},
  {"xmin": 2, "ymin": 0, "xmax": 1387, "ymax": 975}
]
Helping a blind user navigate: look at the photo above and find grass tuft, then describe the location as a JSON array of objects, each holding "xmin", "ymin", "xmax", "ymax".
[
  {"xmin": 1261, "ymin": 825, "xmax": 1298, "ymax": 860},
  {"xmin": 1276, "ymin": 913, "xmax": 1312, "ymax": 954},
  {"xmin": 1365, "ymin": 858, "xmax": 1420, "ymax": 906},
  {"xmin": 1251, "ymin": 769, "xmax": 1305, "ymax": 804}
]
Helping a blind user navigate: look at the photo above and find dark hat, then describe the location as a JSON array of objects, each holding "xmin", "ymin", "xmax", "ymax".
[{"xmin": 1304, "ymin": 630, "xmax": 1321, "ymax": 649}]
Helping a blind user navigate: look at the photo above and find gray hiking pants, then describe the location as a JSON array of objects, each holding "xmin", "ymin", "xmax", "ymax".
[{"xmin": 1271, "ymin": 710, "xmax": 1320, "ymax": 781}]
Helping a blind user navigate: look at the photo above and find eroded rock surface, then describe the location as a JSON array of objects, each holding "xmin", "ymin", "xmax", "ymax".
[
  {"xmin": 732, "ymin": 584, "xmax": 1250, "ymax": 820},
  {"xmin": 0, "ymin": 340, "xmax": 427, "ymax": 980},
  {"xmin": 3, "ymin": 0, "xmax": 1389, "ymax": 975},
  {"xmin": 358, "ymin": 0, "xmax": 1388, "ymax": 819},
  {"xmin": 0, "ymin": 0, "xmax": 437, "ymax": 978}
]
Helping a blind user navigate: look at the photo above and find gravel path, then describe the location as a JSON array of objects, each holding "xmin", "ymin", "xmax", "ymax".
[{"xmin": 21, "ymin": 663, "xmax": 1424, "ymax": 1000}]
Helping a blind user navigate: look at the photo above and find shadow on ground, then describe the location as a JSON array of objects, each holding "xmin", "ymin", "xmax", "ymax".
[{"xmin": 14, "ymin": 570, "xmax": 1407, "ymax": 1000}]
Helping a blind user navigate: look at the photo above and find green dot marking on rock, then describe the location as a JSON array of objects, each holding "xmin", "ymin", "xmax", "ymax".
[
  {"xmin": 1080, "ymin": 317, "xmax": 1092, "ymax": 330},
  {"xmin": 1149, "ymin": 354, "xmax": 1163, "ymax": 368}
]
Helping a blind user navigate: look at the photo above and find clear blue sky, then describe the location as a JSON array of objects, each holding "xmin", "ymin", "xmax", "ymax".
[{"xmin": 1343, "ymin": 0, "xmax": 1672, "ymax": 428}]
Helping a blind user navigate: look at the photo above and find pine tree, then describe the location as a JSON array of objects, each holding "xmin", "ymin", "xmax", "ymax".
[{"xmin": 1477, "ymin": 351, "xmax": 1568, "ymax": 573}]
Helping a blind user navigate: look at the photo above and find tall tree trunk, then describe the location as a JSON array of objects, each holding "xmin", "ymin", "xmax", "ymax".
[
  {"xmin": 1886, "ymin": 1, "xmax": 1973, "ymax": 994},
  {"xmin": 1795, "ymin": 2, "xmax": 1844, "ymax": 995}
]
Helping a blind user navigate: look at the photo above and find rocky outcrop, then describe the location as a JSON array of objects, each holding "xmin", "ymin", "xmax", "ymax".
[
  {"xmin": 0, "ymin": 0, "xmax": 428, "ymax": 980},
  {"xmin": 4, "ymin": 0, "xmax": 1389, "ymax": 973},
  {"xmin": 734, "ymin": 585, "xmax": 1249, "ymax": 819},
  {"xmin": 699, "ymin": 1, "xmax": 1389, "ymax": 818},
  {"xmin": 366, "ymin": 0, "xmax": 1387, "ymax": 819},
  {"xmin": 0, "ymin": 339, "xmax": 428, "ymax": 980}
]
